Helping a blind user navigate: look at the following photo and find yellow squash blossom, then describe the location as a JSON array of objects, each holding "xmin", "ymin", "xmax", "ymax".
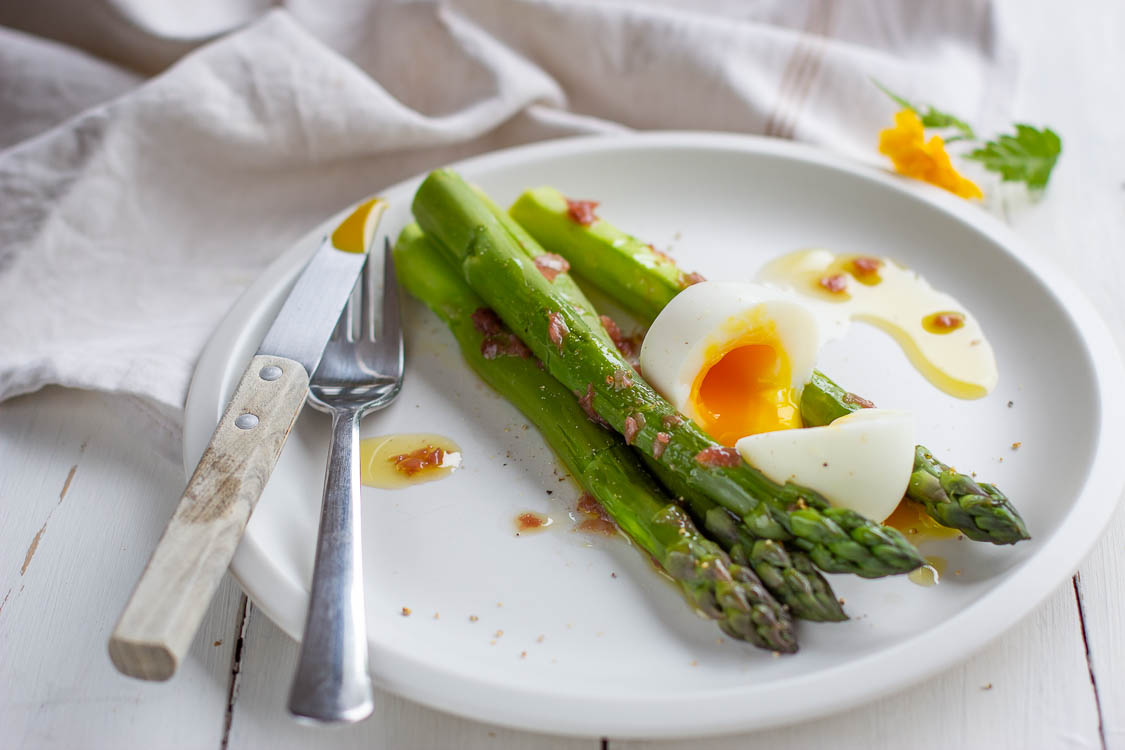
[{"xmin": 879, "ymin": 109, "xmax": 983, "ymax": 199}]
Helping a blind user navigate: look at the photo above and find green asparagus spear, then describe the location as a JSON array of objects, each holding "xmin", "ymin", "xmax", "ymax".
[
  {"xmin": 800, "ymin": 372, "xmax": 1030, "ymax": 545},
  {"xmin": 511, "ymin": 187, "xmax": 1029, "ymax": 546},
  {"xmin": 412, "ymin": 170, "xmax": 922, "ymax": 578},
  {"xmin": 394, "ymin": 223, "xmax": 797, "ymax": 651}
]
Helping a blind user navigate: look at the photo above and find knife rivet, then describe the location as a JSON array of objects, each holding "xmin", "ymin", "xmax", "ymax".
[
  {"xmin": 259, "ymin": 365, "xmax": 283, "ymax": 381},
  {"xmin": 235, "ymin": 413, "xmax": 259, "ymax": 430}
]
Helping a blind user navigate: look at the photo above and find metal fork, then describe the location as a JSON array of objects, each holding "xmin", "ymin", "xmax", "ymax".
[{"xmin": 287, "ymin": 239, "xmax": 403, "ymax": 724}]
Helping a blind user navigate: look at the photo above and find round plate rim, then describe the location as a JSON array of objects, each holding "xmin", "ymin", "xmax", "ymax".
[{"xmin": 183, "ymin": 131, "xmax": 1125, "ymax": 739}]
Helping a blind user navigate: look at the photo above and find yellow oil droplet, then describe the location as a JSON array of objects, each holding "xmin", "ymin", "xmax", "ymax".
[
  {"xmin": 922, "ymin": 311, "xmax": 967, "ymax": 334},
  {"xmin": 884, "ymin": 500, "xmax": 962, "ymax": 543},
  {"xmin": 359, "ymin": 433, "xmax": 461, "ymax": 489},
  {"xmin": 908, "ymin": 555, "xmax": 947, "ymax": 587}
]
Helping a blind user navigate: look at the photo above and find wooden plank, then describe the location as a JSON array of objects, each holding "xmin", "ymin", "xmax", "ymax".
[
  {"xmin": 0, "ymin": 388, "xmax": 244, "ymax": 749},
  {"xmin": 1076, "ymin": 513, "xmax": 1125, "ymax": 750},
  {"xmin": 614, "ymin": 582, "xmax": 1099, "ymax": 750},
  {"xmin": 226, "ymin": 602, "xmax": 600, "ymax": 750}
]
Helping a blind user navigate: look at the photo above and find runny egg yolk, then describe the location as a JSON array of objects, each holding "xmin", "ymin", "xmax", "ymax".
[{"xmin": 689, "ymin": 332, "xmax": 801, "ymax": 446}]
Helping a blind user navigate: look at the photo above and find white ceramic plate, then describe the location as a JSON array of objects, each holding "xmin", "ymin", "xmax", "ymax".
[{"xmin": 184, "ymin": 133, "xmax": 1125, "ymax": 739}]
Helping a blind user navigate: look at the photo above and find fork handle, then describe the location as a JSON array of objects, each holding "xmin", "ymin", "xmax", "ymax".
[
  {"xmin": 288, "ymin": 407, "xmax": 374, "ymax": 723},
  {"xmin": 109, "ymin": 354, "xmax": 310, "ymax": 681}
]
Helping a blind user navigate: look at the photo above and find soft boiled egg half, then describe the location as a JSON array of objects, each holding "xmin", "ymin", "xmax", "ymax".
[
  {"xmin": 639, "ymin": 281, "xmax": 915, "ymax": 522},
  {"xmin": 638, "ymin": 282, "xmax": 822, "ymax": 446}
]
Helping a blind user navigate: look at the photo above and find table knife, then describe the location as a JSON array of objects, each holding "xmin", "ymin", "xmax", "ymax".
[{"xmin": 109, "ymin": 197, "xmax": 387, "ymax": 681}]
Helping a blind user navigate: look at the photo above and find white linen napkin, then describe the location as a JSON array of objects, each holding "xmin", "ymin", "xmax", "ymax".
[{"xmin": 0, "ymin": 0, "xmax": 1016, "ymax": 447}]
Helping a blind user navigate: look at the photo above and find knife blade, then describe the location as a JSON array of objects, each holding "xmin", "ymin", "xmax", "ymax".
[
  {"xmin": 108, "ymin": 197, "xmax": 387, "ymax": 682},
  {"xmin": 258, "ymin": 197, "xmax": 385, "ymax": 375}
]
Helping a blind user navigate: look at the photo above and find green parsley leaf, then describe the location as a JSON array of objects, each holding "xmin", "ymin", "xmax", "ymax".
[
  {"xmin": 964, "ymin": 125, "xmax": 1062, "ymax": 191},
  {"xmin": 872, "ymin": 79, "xmax": 976, "ymax": 139}
]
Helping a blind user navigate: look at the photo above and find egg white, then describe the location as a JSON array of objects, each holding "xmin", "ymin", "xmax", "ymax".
[{"xmin": 735, "ymin": 409, "xmax": 916, "ymax": 522}]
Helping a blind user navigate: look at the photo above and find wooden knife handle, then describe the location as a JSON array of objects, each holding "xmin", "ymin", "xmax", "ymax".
[{"xmin": 109, "ymin": 354, "xmax": 309, "ymax": 681}]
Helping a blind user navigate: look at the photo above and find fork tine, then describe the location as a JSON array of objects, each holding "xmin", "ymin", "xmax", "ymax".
[{"xmin": 376, "ymin": 238, "xmax": 404, "ymax": 376}]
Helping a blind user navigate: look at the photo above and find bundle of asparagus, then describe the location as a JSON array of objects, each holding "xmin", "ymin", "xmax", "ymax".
[
  {"xmin": 394, "ymin": 170, "xmax": 932, "ymax": 652},
  {"xmin": 393, "ymin": 224, "xmax": 799, "ymax": 652},
  {"xmin": 413, "ymin": 170, "xmax": 923, "ymax": 581},
  {"xmin": 510, "ymin": 186, "xmax": 1030, "ymax": 546}
]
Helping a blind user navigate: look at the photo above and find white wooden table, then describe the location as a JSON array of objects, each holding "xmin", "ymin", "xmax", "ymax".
[{"xmin": 2, "ymin": 3, "xmax": 1122, "ymax": 748}]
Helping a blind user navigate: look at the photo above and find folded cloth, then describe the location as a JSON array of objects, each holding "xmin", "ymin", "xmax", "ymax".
[{"xmin": 0, "ymin": 0, "xmax": 1016, "ymax": 449}]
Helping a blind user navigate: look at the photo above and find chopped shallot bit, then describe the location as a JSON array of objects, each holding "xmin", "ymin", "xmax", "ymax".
[
  {"xmin": 481, "ymin": 333, "xmax": 531, "ymax": 360},
  {"xmin": 533, "ymin": 253, "xmax": 570, "ymax": 282},
  {"xmin": 576, "ymin": 492, "xmax": 605, "ymax": 518},
  {"xmin": 843, "ymin": 392, "xmax": 875, "ymax": 409},
  {"xmin": 471, "ymin": 307, "xmax": 504, "ymax": 335},
  {"xmin": 599, "ymin": 314, "xmax": 639, "ymax": 362},
  {"xmin": 599, "ymin": 314, "xmax": 624, "ymax": 343},
  {"xmin": 474, "ymin": 307, "xmax": 532, "ymax": 360},
  {"xmin": 576, "ymin": 518, "xmax": 617, "ymax": 536},
  {"xmin": 577, "ymin": 384, "xmax": 610, "ymax": 427},
  {"xmin": 575, "ymin": 495, "xmax": 615, "ymax": 537},
  {"xmin": 818, "ymin": 274, "xmax": 847, "ymax": 293},
  {"xmin": 565, "ymin": 198, "xmax": 600, "ymax": 226},
  {"xmin": 481, "ymin": 338, "xmax": 502, "ymax": 360},
  {"xmin": 624, "ymin": 414, "xmax": 641, "ymax": 445},
  {"xmin": 695, "ymin": 446, "xmax": 742, "ymax": 468},
  {"xmin": 576, "ymin": 499, "xmax": 621, "ymax": 532},
  {"xmin": 653, "ymin": 432, "xmax": 671, "ymax": 459},
  {"xmin": 547, "ymin": 311, "xmax": 569, "ymax": 352},
  {"xmin": 662, "ymin": 413, "xmax": 684, "ymax": 428},
  {"xmin": 610, "ymin": 368, "xmax": 633, "ymax": 391},
  {"xmin": 392, "ymin": 445, "xmax": 446, "ymax": 476},
  {"xmin": 932, "ymin": 312, "xmax": 964, "ymax": 329},
  {"xmin": 851, "ymin": 256, "xmax": 883, "ymax": 275},
  {"xmin": 680, "ymin": 271, "xmax": 706, "ymax": 287}
]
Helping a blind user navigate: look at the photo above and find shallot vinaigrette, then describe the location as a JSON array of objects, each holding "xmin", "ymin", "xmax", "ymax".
[{"xmin": 359, "ymin": 433, "xmax": 462, "ymax": 489}]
